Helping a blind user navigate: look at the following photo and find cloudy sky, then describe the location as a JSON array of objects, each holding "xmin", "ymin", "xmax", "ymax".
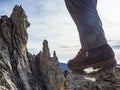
[{"xmin": 0, "ymin": 0, "xmax": 120, "ymax": 63}]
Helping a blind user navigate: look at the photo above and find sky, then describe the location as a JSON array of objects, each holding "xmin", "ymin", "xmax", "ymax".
[{"xmin": 0, "ymin": 0, "xmax": 120, "ymax": 63}]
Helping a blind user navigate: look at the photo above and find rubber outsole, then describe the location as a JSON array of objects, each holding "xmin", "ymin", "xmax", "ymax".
[{"xmin": 69, "ymin": 58, "xmax": 117, "ymax": 71}]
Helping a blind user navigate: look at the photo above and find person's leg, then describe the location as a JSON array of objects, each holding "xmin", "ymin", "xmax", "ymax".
[
  {"xmin": 65, "ymin": 0, "xmax": 107, "ymax": 49},
  {"xmin": 65, "ymin": 0, "xmax": 116, "ymax": 70}
]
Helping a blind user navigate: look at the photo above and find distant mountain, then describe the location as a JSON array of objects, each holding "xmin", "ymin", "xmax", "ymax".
[{"xmin": 60, "ymin": 63, "xmax": 69, "ymax": 71}]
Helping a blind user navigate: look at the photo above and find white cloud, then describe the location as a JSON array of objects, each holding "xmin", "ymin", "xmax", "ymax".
[
  {"xmin": 98, "ymin": 0, "xmax": 120, "ymax": 22},
  {"xmin": 0, "ymin": 0, "xmax": 120, "ymax": 63}
]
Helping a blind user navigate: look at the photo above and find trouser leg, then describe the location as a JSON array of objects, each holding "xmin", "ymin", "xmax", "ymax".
[{"xmin": 65, "ymin": 0, "xmax": 107, "ymax": 49}]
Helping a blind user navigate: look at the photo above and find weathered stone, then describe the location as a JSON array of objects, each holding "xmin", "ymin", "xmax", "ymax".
[
  {"xmin": 36, "ymin": 40, "xmax": 65, "ymax": 90},
  {"xmin": 0, "ymin": 5, "xmax": 64, "ymax": 90},
  {"xmin": 64, "ymin": 66, "xmax": 120, "ymax": 90}
]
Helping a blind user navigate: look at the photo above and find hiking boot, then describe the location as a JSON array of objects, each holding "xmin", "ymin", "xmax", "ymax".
[{"xmin": 67, "ymin": 44, "xmax": 117, "ymax": 71}]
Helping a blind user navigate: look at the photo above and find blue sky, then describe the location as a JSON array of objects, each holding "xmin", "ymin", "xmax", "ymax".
[{"xmin": 0, "ymin": 0, "xmax": 120, "ymax": 63}]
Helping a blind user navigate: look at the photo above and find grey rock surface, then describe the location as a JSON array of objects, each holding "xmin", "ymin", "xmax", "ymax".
[
  {"xmin": 0, "ymin": 5, "xmax": 64, "ymax": 90},
  {"xmin": 64, "ymin": 66, "xmax": 120, "ymax": 90},
  {"xmin": 36, "ymin": 40, "xmax": 65, "ymax": 90}
]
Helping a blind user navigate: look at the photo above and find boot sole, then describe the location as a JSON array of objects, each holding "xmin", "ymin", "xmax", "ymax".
[
  {"xmin": 92, "ymin": 58, "xmax": 116, "ymax": 69},
  {"xmin": 70, "ymin": 58, "xmax": 116, "ymax": 71}
]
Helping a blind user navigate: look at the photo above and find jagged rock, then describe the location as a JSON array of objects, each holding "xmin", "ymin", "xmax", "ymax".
[
  {"xmin": 36, "ymin": 40, "xmax": 65, "ymax": 90},
  {"xmin": 27, "ymin": 52, "xmax": 44, "ymax": 90},
  {"xmin": 0, "ymin": 15, "xmax": 17, "ymax": 90},
  {"xmin": 64, "ymin": 66, "xmax": 120, "ymax": 90},
  {"xmin": 0, "ymin": 5, "xmax": 64, "ymax": 90},
  {"xmin": 0, "ymin": 5, "xmax": 33, "ymax": 90},
  {"xmin": 8, "ymin": 5, "xmax": 32, "ymax": 90}
]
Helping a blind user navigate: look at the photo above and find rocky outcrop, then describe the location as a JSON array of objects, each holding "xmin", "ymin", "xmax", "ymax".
[
  {"xmin": 63, "ymin": 66, "xmax": 120, "ymax": 90},
  {"xmin": 0, "ymin": 5, "xmax": 64, "ymax": 90},
  {"xmin": 36, "ymin": 40, "xmax": 65, "ymax": 90}
]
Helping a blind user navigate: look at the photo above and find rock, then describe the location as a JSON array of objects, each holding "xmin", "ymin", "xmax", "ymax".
[
  {"xmin": 36, "ymin": 40, "xmax": 65, "ymax": 90},
  {"xmin": 0, "ymin": 5, "xmax": 64, "ymax": 90},
  {"xmin": 0, "ymin": 15, "xmax": 17, "ymax": 90},
  {"xmin": 64, "ymin": 66, "xmax": 120, "ymax": 90},
  {"xmin": 9, "ymin": 5, "xmax": 31, "ymax": 90}
]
